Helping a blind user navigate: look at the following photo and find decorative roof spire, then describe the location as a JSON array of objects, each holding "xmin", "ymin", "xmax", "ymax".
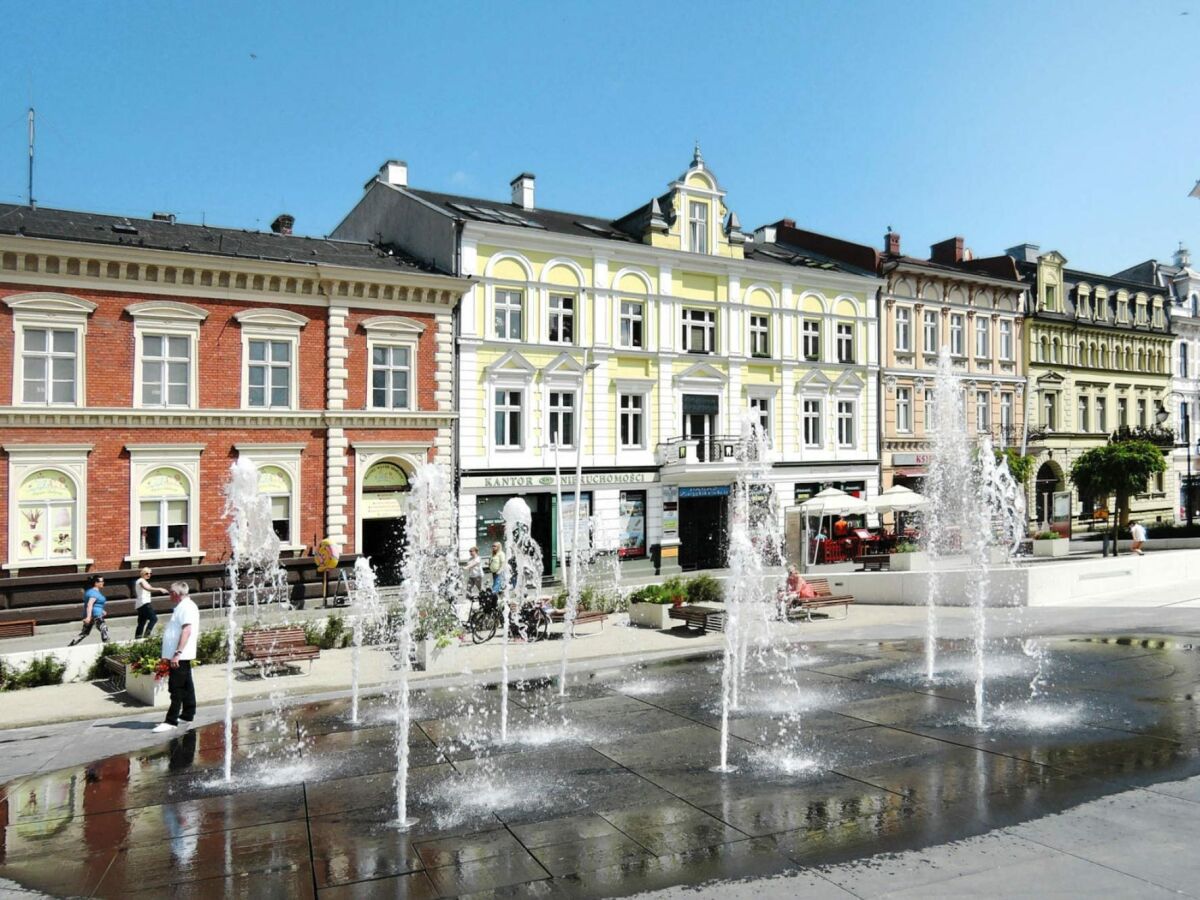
[{"xmin": 692, "ymin": 141, "xmax": 703, "ymax": 168}]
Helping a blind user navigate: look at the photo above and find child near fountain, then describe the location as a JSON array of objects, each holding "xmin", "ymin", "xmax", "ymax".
[{"xmin": 68, "ymin": 575, "xmax": 110, "ymax": 646}]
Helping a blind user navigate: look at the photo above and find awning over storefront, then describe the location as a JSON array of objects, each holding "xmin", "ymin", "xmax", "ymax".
[{"xmin": 894, "ymin": 468, "xmax": 927, "ymax": 477}]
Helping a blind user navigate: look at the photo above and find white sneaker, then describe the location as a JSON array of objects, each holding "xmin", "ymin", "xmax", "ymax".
[
  {"xmin": 152, "ymin": 723, "xmax": 177, "ymax": 734},
  {"xmin": 180, "ymin": 720, "xmax": 194, "ymax": 731}
]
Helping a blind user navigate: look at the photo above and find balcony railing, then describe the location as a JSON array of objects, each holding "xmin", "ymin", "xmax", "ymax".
[
  {"xmin": 1111, "ymin": 425, "xmax": 1176, "ymax": 447},
  {"xmin": 656, "ymin": 435, "xmax": 764, "ymax": 466}
]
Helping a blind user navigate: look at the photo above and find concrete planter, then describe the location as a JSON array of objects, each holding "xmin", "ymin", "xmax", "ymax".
[
  {"xmin": 125, "ymin": 670, "xmax": 168, "ymax": 708},
  {"xmin": 628, "ymin": 602, "xmax": 673, "ymax": 630},
  {"xmin": 414, "ymin": 639, "xmax": 458, "ymax": 671},
  {"xmin": 1033, "ymin": 539, "xmax": 1069, "ymax": 558},
  {"xmin": 889, "ymin": 551, "xmax": 929, "ymax": 572}
]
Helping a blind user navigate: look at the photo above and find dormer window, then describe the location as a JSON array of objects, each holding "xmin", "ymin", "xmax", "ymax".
[
  {"xmin": 688, "ymin": 201, "xmax": 708, "ymax": 254},
  {"xmin": 1044, "ymin": 285, "xmax": 1057, "ymax": 311}
]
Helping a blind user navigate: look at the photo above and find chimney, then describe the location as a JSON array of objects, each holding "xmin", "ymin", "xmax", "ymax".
[
  {"xmin": 884, "ymin": 228, "xmax": 900, "ymax": 256},
  {"xmin": 1005, "ymin": 243, "xmax": 1042, "ymax": 264},
  {"xmin": 270, "ymin": 214, "xmax": 294, "ymax": 236},
  {"xmin": 378, "ymin": 160, "xmax": 408, "ymax": 188},
  {"xmin": 930, "ymin": 236, "xmax": 965, "ymax": 265},
  {"xmin": 780, "ymin": 218, "xmax": 796, "ymax": 229},
  {"xmin": 510, "ymin": 173, "xmax": 535, "ymax": 211},
  {"xmin": 151, "ymin": 211, "xmax": 176, "ymax": 224}
]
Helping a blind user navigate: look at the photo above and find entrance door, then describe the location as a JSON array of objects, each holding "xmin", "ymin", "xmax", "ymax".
[
  {"xmin": 361, "ymin": 517, "xmax": 406, "ymax": 586},
  {"xmin": 679, "ymin": 494, "xmax": 727, "ymax": 571},
  {"xmin": 360, "ymin": 461, "xmax": 411, "ymax": 586},
  {"xmin": 1034, "ymin": 462, "xmax": 1062, "ymax": 525}
]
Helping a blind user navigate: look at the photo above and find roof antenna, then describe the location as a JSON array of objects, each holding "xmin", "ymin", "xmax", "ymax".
[{"xmin": 27, "ymin": 107, "xmax": 35, "ymax": 209}]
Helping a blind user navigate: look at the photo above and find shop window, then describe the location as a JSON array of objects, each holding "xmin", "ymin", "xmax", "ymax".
[
  {"xmin": 258, "ymin": 465, "xmax": 293, "ymax": 543},
  {"xmin": 138, "ymin": 468, "xmax": 190, "ymax": 552},
  {"xmin": 618, "ymin": 490, "xmax": 647, "ymax": 558},
  {"xmin": 16, "ymin": 470, "xmax": 76, "ymax": 561}
]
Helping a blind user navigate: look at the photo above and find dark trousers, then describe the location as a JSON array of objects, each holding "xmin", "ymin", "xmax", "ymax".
[
  {"xmin": 134, "ymin": 605, "xmax": 158, "ymax": 639},
  {"xmin": 69, "ymin": 616, "xmax": 109, "ymax": 645},
  {"xmin": 165, "ymin": 662, "xmax": 196, "ymax": 726}
]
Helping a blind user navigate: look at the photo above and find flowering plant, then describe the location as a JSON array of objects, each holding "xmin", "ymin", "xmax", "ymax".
[{"xmin": 129, "ymin": 654, "xmax": 172, "ymax": 682}]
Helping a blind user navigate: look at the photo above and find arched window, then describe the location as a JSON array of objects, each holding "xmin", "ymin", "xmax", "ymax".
[
  {"xmin": 1051, "ymin": 337, "xmax": 1060, "ymax": 363},
  {"xmin": 1078, "ymin": 341, "xmax": 1086, "ymax": 367},
  {"xmin": 1039, "ymin": 336, "xmax": 1050, "ymax": 362},
  {"xmin": 258, "ymin": 466, "xmax": 293, "ymax": 543},
  {"xmin": 17, "ymin": 470, "xmax": 76, "ymax": 561},
  {"xmin": 138, "ymin": 467, "xmax": 189, "ymax": 552}
]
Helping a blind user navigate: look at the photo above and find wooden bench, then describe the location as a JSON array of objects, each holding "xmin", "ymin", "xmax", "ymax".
[
  {"xmin": 786, "ymin": 577, "xmax": 854, "ymax": 622},
  {"xmin": 855, "ymin": 554, "xmax": 890, "ymax": 572},
  {"xmin": 667, "ymin": 604, "xmax": 726, "ymax": 633},
  {"xmin": 0, "ymin": 619, "xmax": 36, "ymax": 639},
  {"xmin": 242, "ymin": 626, "xmax": 320, "ymax": 677},
  {"xmin": 103, "ymin": 655, "xmax": 127, "ymax": 691},
  {"xmin": 549, "ymin": 608, "xmax": 608, "ymax": 635}
]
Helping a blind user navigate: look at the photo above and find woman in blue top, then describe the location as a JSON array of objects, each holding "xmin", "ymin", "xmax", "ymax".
[{"xmin": 68, "ymin": 575, "xmax": 110, "ymax": 645}]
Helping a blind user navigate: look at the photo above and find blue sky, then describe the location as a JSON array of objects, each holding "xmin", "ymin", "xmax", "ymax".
[{"xmin": 3, "ymin": 0, "xmax": 1199, "ymax": 274}]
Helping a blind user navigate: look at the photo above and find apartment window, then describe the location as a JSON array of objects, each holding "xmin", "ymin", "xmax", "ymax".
[
  {"xmin": 1096, "ymin": 397, "xmax": 1107, "ymax": 433},
  {"xmin": 247, "ymin": 339, "xmax": 292, "ymax": 408},
  {"xmin": 619, "ymin": 301, "xmax": 644, "ymax": 348},
  {"xmin": 682, "ymin": 308, "xmax": 716, "ymax": 353},
  {"xmin": 1182, "ymin": 402, "xmax": 1190, "ymax": 443},
  {"xmin": 749, "ymin": 314, "xmax": 770, "ymax": 358},
  {"xmin": 1137, "ymin": 398, "xmax": 1147, "ymax": 428},
  {"xmin": 836, "ymin": 322, "xmax": 854, "ymax": 363},
  {"xmin": 950, "ymin": 314, "xmax": 965, "ymax": 356},
  {"xmin": 1000, "ymin": 392, "xmax": 1014, "ymax": 430},
  {"xmin": 1077, "ymin": 292, "xmax": 1090, "ymax": 318},
  {"xmin": 494, "ymin": 389, "xmax": 523, "ymax": 448},
  {"xmin": 1118, "ymin": 397, "xmax": 1128, "ymax": 427},
  {"xmin": 1043, "ymin": 393, "xmax": 1057, "ymax": 429},
  {"xmin": 138, "ymin": 334, "xmax": 191, "ymax": 407},
  {"xmin": 370, "ymin": 344, "xmax": 412, "ymax": 410},
  {"xmin": 802, "ymin": 320, "xmax": 821, "ymax": 361},
  {"xmin": 548, "ymin": 391, "xmax": 576, "ymax": 448},
  {"xmin": 924, "ymin": 389, "xmax": 936, "ymax": 430},
  {"xmin": 1045, "ymin": 285, "xmax": 1057, "ymax": 310},
  {"xmin": 749, "ymin": 396, "xmax": 771, "ymax": 443},
  {"xmin": 688, "ymin": 201, "xmax": 709, "ymax": 254},
  {"xmin": 1118, "ymin": 298, "xmax": 1129, "ymax": 323},
  {"xmin": 973, "ymin": 391, "xmax": 989, "ymax": 433},
  {"xmin": 548, "ymin": 294, "xmax": 575, "ymax": 344},
  {"xmin": 1051, "ymin": 338, "xmax": 1060, "ymax": 364},
  {"xmin": 975, "ymin": 317, "xmax": 990, "ymax": 358},
  {"xmin": 495, "ymin": 289, "xmax": 524, "ymax": 340},
  {"xmin": 1182, "ymin": 343, "xmax": 1189, "ymax": 378},
  {"xmin": 20, "ymin": 328, "xmax": 77, "ymax": 405},
  {"xmin": 923, "ymin": 311, "xmax": 939, "ymax": 354},
  {"xmin": 999, "ymin": 319, "xmax": 1013, "ymax": 360},
  {"xmin": 895, "ymin": 307, "xmax": 911, "ymax": 352},
  {"xmin": 802, "ymin": 399, "xmax": 822, "ymax": 447},
  {"xmin": 896, "ymin": 387, "xmax": 912, "ymax": 433},
  {"xmin": 1077, "ymin": 396, "xmax": 1089, "ymax": 433},
  {"xmin": 138, "ymin": 468, "xmax": 190, "ymax": 552},
  {"xmin": 619, "ymin": 394, "xmax": 645, "ymax": 448},
  {"xmin": 836, "ymin": 400, "xmax": 855, "ymax": 447}
]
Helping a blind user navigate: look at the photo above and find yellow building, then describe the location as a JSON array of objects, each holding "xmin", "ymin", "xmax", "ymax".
[{"xmin": 335, "ymin": 152, "xmax": 883, "ymax": 575}]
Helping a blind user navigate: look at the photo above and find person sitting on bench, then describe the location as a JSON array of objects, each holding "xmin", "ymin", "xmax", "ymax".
[{"xmin": 777, "ymin": 564, "xmax": 816, "ymax": 617}]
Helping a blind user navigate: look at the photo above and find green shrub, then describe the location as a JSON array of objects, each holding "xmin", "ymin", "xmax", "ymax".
[
  {"xmin": 686, "ymin": 574, "xmax": 723, "ymax": 605},
  {"xmin": 627, "ymin": 584, "xmax": 669, "ymax": 604},
  {"xmin": 661, "ymin": 576, "xmax": 688, "ymax": 602},
  {"xmin": 893, "ymin": 541, "xmax": 920, "ymax": 553},
  {"xmin": 0, "ymin": 654, "xmax": 67, "ymax": 691},
  {"xmin": 1033, "ymin": 531, "xmax": 1060, "ymax": 541},
  {"xmin": 303, "ymin": 614, "xmax": 351, "ymax": 650}
]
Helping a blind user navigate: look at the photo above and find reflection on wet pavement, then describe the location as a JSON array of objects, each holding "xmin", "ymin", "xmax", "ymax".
[{"xmin": 2, "ymin": 634, "xmax": 1200, "ymax": 898}]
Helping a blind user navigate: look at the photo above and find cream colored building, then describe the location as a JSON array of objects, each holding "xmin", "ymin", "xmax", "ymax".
[{"xmin": 335, "ymin": 152, "xmax": 883, "ymax": 575}]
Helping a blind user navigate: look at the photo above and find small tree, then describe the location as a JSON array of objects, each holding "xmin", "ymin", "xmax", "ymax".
[
  {"xmin": 1069, "ymin": 440, "xmax": 1166, "ymax": 551},
  {"xmin": 995, "ymin": 448, "xmax": 1034, "ymax": 485}
]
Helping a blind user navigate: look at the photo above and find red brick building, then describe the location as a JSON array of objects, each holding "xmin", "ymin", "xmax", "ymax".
[{"xmin": 0, "ymin": 204, "xmax": 469, "ymax": 622}]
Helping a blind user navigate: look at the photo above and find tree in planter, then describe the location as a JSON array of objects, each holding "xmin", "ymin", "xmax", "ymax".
[{"xmin": 1069, "ymin": 440, "xmax": 1166, "ymax": 554}]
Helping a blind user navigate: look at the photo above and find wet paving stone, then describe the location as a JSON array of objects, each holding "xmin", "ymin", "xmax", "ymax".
[{"xmin": 4, "ymin": 634, "xmax": 1200, "ymax": 897}]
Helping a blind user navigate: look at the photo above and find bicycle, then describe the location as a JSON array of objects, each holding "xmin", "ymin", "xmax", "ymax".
[{"xmin": 465, "ymin": 589, "xmax": 502, "ymax": 644}]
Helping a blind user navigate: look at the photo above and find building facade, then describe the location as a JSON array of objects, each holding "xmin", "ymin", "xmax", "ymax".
[
  {"xmin": 334, "ymin": 152, "xmax": 882, "ymax": 576},
  {"xmin": 0, "ymin": 204, "xmax": 467, "ymax": 620},
  {"xmin": 1116, "ymin": 244, "xmax": 1200, "ymax": 521},
  {"xmin": 876, "ymin": 233, "xmax": 1027, "ymax": 491},
  {"xmin": 1011, "ymin": 244, "xmax": 1174, "ymax": 528}
]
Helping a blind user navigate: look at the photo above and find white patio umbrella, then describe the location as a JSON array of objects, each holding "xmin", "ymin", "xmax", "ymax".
[
  {"xmin": 799, "ymin": 487, "xmax": 870, "ymax": 517},
  {"xmin": 868, "ymin": 484, "xmax": 929, "ymax": 514}
]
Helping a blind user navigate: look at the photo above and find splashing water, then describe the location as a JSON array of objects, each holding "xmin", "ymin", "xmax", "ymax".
[
  {"xmin": 500, "ymin": 498, "xmax": 543, "ymax": 742},
  {"xmin": 350, "ymin": 557, "xmax": 382, "ymax": 724}
]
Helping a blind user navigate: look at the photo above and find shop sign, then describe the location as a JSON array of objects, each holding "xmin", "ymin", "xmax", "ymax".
[
  {"xmin": 679, "ymin": 485, "xmax": 731, "ymax": 498},
  {"xmin": 463, "ymin": 471, "xmax": 656, "ymax": 489},
  {"xmin": 618, "ymin": 490, "xmax": 647, "ymax": 558},
  {"xmin": 362, "ymin": 492, "xmax": 406, "ymax": 519}
]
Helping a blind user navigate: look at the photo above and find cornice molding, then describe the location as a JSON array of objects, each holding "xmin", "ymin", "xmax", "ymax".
[{"xmin": 0, "ymin": 407, "xmax": 456, "ymax": 429}]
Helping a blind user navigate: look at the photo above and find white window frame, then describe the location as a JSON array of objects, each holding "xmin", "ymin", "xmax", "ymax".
[
  {"xmin": 802, "ymin": 319, "xmax": 821, "ymax": 361},
  {"xmin": 492, "ymin": 386, "xmax": 526, "ymax": 450},
  {"xmin": 619, "ymin": 300, "xmax": 644, "ymax": 349},
  {"xmin": 126, "ymin": 445, "xmax": 204, "ymax": 565},
  {"xmin": 747, "ymin": 391, "xmax": 774, "ymax": 446},
  {"xmin": 1096, "ymin": 396, "xmax": 1107, "ymax": 433},
  {"xmin": 4, "ymin": 445, "xmax": 92, "ymax": 573},
  {"xmin": 362, "ymin": 317, "xmax": 425, "ymax": 412},
  {"xmin": 802, "ymin": 397, "xmax": 823, "ymax": 448},
  {"xmin": 494, "ymin": 288, "xmax": 524, "ymax": 341},
  {"xmin": 749, "ymin": 314, "xmax": 771, "ymax": 358},
  {"xmin": 546, "ymin": 389, "xmax": 577, "ymax": 449},
  {"xmin": 896, "ymin": 387, "xmax": 912, "ymax": 433},
  {"xmin": 975, "ymin": 317, "xmax": 990, "ymax": 359},
  {"xmin": 836, "ymin": 399, "xmax": 856, "ymax": 448},
  {"xmin": 924, "ymin": 388, "xmax": 935, "ymax": 430},
  {"xmin": 1000, "ymin": 392, "xmax": 1014, "ymax": 430},
  {"xmin": 688, "ymin": 200, "xmax": 709, "ymax": 254},
  {"xmin": 836, "ymin": 321, "xmax": 854, "ymax": 363},
  {"xmin": 682, "ymin": 308, "xmax": 716, "ymax": 354},
  {"xmin": 950, "ymin": 314, "xmax": 965, "ymax": 356},
  {"xmin": 548, "ymin": 293, "xmax": 576, "ymax": 345},
  {"xmin": 999, "ymin": 319, "xmax": 1013, "ymax": 361},
  {"xmin": 5, "ymin": 293, "xmax": 97, "ymax": 408},
  {"xmin": 976, "ymin": 390, "xmax": 991, "ymax": 433},
  {"xmin": 895, "ymin": 307, "xmax": 911, "ymax": 352},
  {"xmin": 234, "ymin": 444, "xmax": 306, "ymax": 553},
  {"xmin": 128, "ymin": 302, "xmax": 207, "ymax": 410},
  {"xmin": 923, "ymin": 310, "xmax": 938, "ymax": 354},
  {"xmin": 1077, "ymin": 396, "xmax": 1089, "ymax": 433},
  {"xmin": 618, "ymin": 392, "xmax": 647, "ymax": 449},
  {"xmin": 235, "ymin": 309, "xmax": 308, "ymax": 411}
]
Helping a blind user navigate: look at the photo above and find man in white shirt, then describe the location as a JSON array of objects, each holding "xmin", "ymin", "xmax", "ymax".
[
  {"xmin": 1130, "ymin": 520, "xmax": 1147, "ymax": 556},
  {"xmin": 153, "ymin": 582, "xmax": 200, "ymax": 734}
]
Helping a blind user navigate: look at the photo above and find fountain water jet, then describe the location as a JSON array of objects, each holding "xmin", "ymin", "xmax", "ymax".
[
  {"xmin": 499, "ymin": 497, "xmax": 542, "ymax": 741},
  {"xmin": 349, "ymin": 556, "xmax": 382, "ymax": 724}
]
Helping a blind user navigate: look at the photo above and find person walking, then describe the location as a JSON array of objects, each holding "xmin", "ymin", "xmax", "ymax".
[
  {"xmin": 1130, "ymin": 520, "xmax": 1147, "ymax": 556},
  {"xmin": 464, "ymin": 546, "xmax": 483, "ymax": 596},
  {"xmin": 68, "ymin": 575, "xmax": 110, "ymax": 646},
  {"xmin": 134, "ymin": 567, "xmax": 168, "ymax": 639},
  {"xmin": 489, "ymin": 541, "xmax": 507, "ymax": 593},
  {"xmin": 153, "ymin": 582, "xmax": 200, "ymax": 734}
]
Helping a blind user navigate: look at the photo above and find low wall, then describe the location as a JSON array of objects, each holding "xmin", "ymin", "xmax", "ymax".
[{"xmin": 827, "ymin": 567, "xmax": 1030, "ymax": 607}]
